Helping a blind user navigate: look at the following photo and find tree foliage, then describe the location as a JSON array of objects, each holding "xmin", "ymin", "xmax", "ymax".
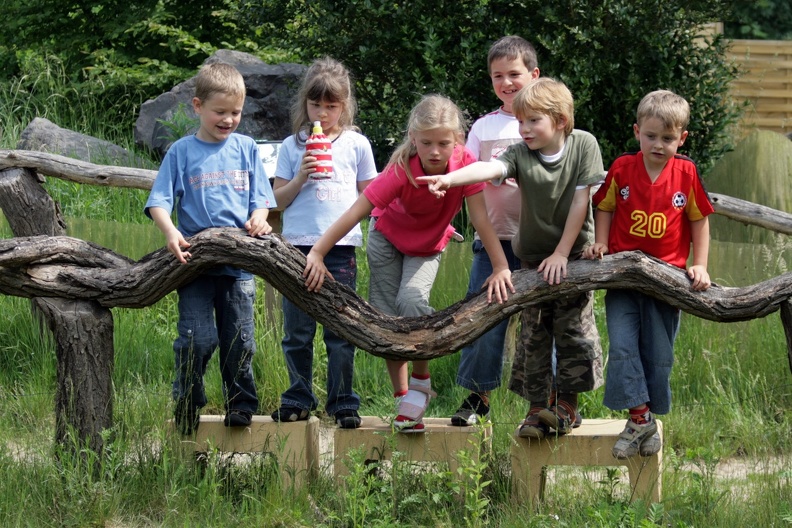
[
  {"xmin": 254, "ymin": 0, "xmax": 741, "ymax": 173},
  {"xmin": 723, "ymin": 0, "xmax": 792, "ymax": 40},
  {"xmin": 1, "ymin": 0, "xmax": 742, "ymax": 175}
]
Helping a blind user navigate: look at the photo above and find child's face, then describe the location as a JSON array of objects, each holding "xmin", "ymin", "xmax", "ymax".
[
  {"xmin": 192, "ymin": 93, "xmax": 244, "ymax": 143},
  {"xmin": 518, "ymin": 110, "xmax": 567, "ymax": 156},
  {"xmin": 489, "ymin": 57, "xmax": 539, "ymax": 113},
  {"xmin": 307, "ymin": 99, "xmax": 343, "ymax": 136},
  {"xmin": 411, "ymin": 128, "xmax": 457, "ymax": 175},
  {"xmin": 634, "ymin": 117, "xmax": 688, "ymax": 174}
]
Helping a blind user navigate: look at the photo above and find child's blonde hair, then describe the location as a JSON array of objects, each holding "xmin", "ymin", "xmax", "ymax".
[
  {"xmin": 386, "ymin": 94, "xmax": 467, "ymax": 187},
  {"xmin": 513, "ymin": 77, "xmax": 575, "ymax": 136},
  {"xmin": 194, "ymin": 62, "xmax": 246, "ymax": 102},
  {"xmin": 636, "ymin": 89, "xmax": 690, "ymax": 131},
  {"xmin": 291, "ymin": 56, "xmax": 358, "ymax": 136}
]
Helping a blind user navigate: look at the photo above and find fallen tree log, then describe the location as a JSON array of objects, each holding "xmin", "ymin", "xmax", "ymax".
[{"xmin": 2, "ymin": 228, "xmax": 791, "ymax": 361}]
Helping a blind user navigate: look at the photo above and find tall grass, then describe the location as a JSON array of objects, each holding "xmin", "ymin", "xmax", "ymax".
[{"xmin": 1, "ymin": 68, "xmax": 791, "ymax": 526}]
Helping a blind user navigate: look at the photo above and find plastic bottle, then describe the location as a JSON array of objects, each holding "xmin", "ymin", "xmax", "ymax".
[{"xmin": 305, "ymin": 121, "xmax": 333, "ymax": 180}]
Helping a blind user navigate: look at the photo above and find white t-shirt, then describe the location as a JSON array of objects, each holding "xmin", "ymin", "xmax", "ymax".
[
  {"xmin": 467, "ymin": 108, "xmax": 522, "ymax": 240},
  {"xmin": 275, "ymin": 129, "xmax": 378, "ymax": 246}
]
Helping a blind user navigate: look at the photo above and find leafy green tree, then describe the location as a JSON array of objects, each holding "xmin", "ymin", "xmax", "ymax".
[
  {"xmin": 254, "ymin": 0, "xmax": 741, "ymax": 173},
  {"xmin": 723, "ymin": 0, "xmax": 792, "ymax": 40}
]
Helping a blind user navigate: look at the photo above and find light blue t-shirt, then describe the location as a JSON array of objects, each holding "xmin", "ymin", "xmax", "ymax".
[
  {"xmin": 145, "ymin": 133, "xmax": 276, "ymax": 277},
  {"xmin": 275, "ymin": 129, "xmax": 377, "ymax": 246}
]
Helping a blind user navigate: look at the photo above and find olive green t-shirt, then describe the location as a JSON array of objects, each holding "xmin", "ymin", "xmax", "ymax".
[{"xmin": 495, "ymin": 129, "xmax": 604, "ymax": 262}]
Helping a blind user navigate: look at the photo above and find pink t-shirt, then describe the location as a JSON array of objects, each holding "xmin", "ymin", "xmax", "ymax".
[{"xmin": 364, "ymin": 145, "xmax": 483, "ymax": 256}]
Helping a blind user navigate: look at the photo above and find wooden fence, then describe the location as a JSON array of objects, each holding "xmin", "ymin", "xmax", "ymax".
[{"xmin": 727, "ymin": 38, "xmax": 792, "ymax": 135}]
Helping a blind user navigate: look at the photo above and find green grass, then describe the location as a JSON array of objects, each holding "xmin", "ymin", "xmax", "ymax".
[{"xmin": 1, "ymin": 68, "xmax": 792, "ymax": 527}]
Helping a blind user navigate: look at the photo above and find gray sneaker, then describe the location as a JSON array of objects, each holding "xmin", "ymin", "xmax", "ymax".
[
  {"xmin": 639, "ymin": 430, "xmax": 662, "ymax": 456},
  {"xmin": 612, "ymin": 417, "xmax": 658, "ymax": 459}
]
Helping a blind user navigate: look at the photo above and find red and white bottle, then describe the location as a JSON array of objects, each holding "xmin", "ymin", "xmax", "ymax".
[{"xmin": 306, "ymin": 121, "xmax": 333, "ymax": 180}]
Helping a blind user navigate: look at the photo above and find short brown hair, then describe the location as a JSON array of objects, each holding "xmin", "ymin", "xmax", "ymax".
[
  {"xmin": 194, "ymin": 62, "xmax": 246, "ymax": 102},
  {"xmin": 487, "ymin": 35, "xmax": 538, "ymax": 74}
]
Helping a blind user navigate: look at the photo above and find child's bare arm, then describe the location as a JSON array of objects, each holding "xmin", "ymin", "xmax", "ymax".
[
  {"xmin": 583, "ymin": 209, "xmax": 612, "ymax": 260},
  {"xmin": 467, "ymin": 193, "xmax": 515, "ymax": 303},
  {"xmin": 304, "ymin": 194, "xmax": 375, "ymax": 292},
  {"xmin": 245, "ymin": 208, "xmax": 272, "ymax": 237},
  {"xmin": 538, "ymin": 186, "xmax": 590, "ymax": 284},
  {"xmin": 688, "ymin": 217, "xmax": 711, "ymax": 291},
  {"xmin": 416, "ymin": 161, "xmax": 503, "ymax": 197},
  {"xmin": 149, "ymin": 206, "xmax": 191, "ymax": 264}
]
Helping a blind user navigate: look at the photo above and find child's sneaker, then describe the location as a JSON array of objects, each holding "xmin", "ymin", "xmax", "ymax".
[
  {"xmin": 335, "ymin": 409, "xmax": 362, "ymax": 429},
  {"xmin": 450, "ymin": 392, "xmax": 490, "ymax": 426},
  {"xmin": 393, "ymin": 383, "xmax": 436, "ymax": 434},
  {"xmin": 612, "ymin": 416, "xmax": 658, "ymax": 459},
  {"xmin": 549, "ymin": 391, "xmax": 582, "ymax": 428},
  {"xmin": 517, "ymin": 407, "xmax": 548, "ymax": 439},
  {"xmin": 538, "ymin": 399, "xmax": 578, "ymax": 435},
  {"xmin": 271, "ymin": 406, "xmax": 309, "ymax": 422},
  {"xmin": 638, "ymin": 430, "xmax": 662, "ymax": 457},
  {"xmin": 224, "ymin": 409, "xmax": 252, "ymax": 427}
]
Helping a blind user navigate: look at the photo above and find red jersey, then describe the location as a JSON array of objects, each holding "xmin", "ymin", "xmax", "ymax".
[{"xmin": 592, "ymin": 152, "xmax": 714, "ymax": 269}]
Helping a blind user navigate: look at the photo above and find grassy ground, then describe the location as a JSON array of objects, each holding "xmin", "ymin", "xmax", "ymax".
[{"xmin": 1, "ymin": 74, "xmax": 791, "ymax": 527}]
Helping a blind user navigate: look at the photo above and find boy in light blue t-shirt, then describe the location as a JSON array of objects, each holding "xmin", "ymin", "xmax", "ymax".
[{"xmin": 145, "ymin": 62, "xmax": 276, "ymax": 435}]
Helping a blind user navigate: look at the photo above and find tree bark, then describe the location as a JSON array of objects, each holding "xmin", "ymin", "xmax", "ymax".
[
  {"xmin": 1, "ymin": 166, "xmax": 114, "ymax": 458},
  {"xmin": 2, "ymin": 228, "xmax": 792, "ymax": 362}
]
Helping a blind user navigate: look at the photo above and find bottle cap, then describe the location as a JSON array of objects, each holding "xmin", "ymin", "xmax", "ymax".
[{"xmin": 312, "ymin": 121, "xmax": 322, "ymax": 134}]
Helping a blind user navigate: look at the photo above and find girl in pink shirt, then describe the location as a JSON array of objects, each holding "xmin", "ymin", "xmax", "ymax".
[{"xmin": 304, "ymin": 94, "xmax": 513, "ymax": 432}]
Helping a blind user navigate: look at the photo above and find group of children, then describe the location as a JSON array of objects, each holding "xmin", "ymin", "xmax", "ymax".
[{"xmin": 145, "ymin": 35, "xmax": 714, "ymax": 459}]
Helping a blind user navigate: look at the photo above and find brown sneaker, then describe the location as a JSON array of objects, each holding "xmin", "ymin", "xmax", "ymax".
[
  {"xmin": 517, "ymin": 407, "xmax": 549, "ymax": 439},
  {"xmin": 538, "ymin": 399, "xmax": 578, "ymax": 435},
  {"xmin": 548, "ymin": 391, "xmax": 582, "ymax": 428}
]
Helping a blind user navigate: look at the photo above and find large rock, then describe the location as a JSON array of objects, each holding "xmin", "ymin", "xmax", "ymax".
[
  {"xmin": 17, "ymin": 117, "xmax": 150, "ymax": 167},
  {"xmin": 134, "ymin": 50, "xmax": 306, "ymax": 159}
]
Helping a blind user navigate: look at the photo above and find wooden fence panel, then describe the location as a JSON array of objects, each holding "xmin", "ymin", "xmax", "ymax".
[{"xmin": 728, "ymin": 39, "xmax": 792, "ymax": 134}]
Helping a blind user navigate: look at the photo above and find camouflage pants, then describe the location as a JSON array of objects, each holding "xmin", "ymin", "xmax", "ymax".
[{"xmin": 508, "ymin": 263, "xmax": 603, "ymax": 402}]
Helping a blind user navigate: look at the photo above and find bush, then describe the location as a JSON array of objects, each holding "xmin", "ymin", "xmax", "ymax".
[{"xmin": 254, "ymin": 0, "xmax": 741, "ymax": 174}]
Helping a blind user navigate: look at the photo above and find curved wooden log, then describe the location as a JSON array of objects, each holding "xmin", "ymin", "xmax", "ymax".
[
  {"xmin": 0, "ymin": 149, "xmax": 156, "ymax": 190},
  {"xmin": 1, "ymin": 228, "xmax": 791, "ymax": 361},
  {"xmin": 709, "ymin": 192, "xmax": 792, "ymax": 235}
]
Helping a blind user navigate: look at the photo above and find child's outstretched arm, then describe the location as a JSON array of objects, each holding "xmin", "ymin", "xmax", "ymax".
[
  {"xmin": 583, "ymin": 209, "xmax": 612, "ymax": 260},
  {"xmin": 245, "ymin": 208, "xmax": 273, "ymax": 237},
  {"xmin": 466, "ymin": 193, "xmax": 515, "ymax": 303},
  {"xmin": 148, "ymin": 207, "xmax": 192, "ymax": 264},
  {"xmin": 688, "ymin": 217, "xmax": 711, "ymax": 291},
  {"xmin": 304, "ymin": 194, "xmax": 375, "ymax": 292},
  {"xmin": 538, "ymin": 186, "xmax": 590, "ymax": 285},
  {"xmin": 416, "ymin": 161, "xmax": 503, "ymax": 197}
]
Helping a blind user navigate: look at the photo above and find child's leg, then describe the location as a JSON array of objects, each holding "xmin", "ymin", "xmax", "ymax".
[
  {"xmin": 392, "ymin": 359, "xmax": 436, "ymax": 432},
  {"xmin": 322, "ymin": 246, "xmax": 361, "ymax": 422},
  {"xmin": 216, "ymin": 276, "xmax": 258, "ymax": 426},
  {"xmin": 172, "ymin": 276, "xmax": 218, "ymax": 434},
  {"xmin": 508, "ymin": 302, "xmax": 555, "ymax": 402},
  {"xmin": 540, "ymin": 290, "xmax": 602, "ymax": 433}
]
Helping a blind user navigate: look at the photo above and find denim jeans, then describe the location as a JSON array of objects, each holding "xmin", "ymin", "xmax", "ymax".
[
  {"xmin": 172, "ymin": 275, "xmax": 258, "ymax": 414},
  {"xmin": 456, "ymin": 239, "xmax": 522, "ymax": 392},
  {"xmin": 602, "ymin": 289, "xmax": 680, "ymax": 415},
  {"xmin": 279, "ymin": 245, "xmax": 360, "ymax": 416}
]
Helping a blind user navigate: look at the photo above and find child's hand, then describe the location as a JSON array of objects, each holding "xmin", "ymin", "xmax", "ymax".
[
  {"xmin": 245, "ymin": 210, "xmax": 273, "ymax": 237},
  {"xmin": 583, "ymin": 243, "xmax": 608, "ymax": 260},
  {"xmin": 537, "ymin": 252, "xmax": 568, "ymax": 285},
  {"xmin": 687, "ymin": 265, "xmax": 711, "ymax": 291},
  {"xmin": 165, "ymin": 230, "xmax": 192, "ymax": 264},
  {"xmin": 482, "ymin": 268, "xmax": 515, "ymax": 304},
  {"xmin": 303, "ymin": 249, "xmax": 334, "ymax": 292},
  {"xmin": 299, "ymin": 151, "xmax": 318, "ymax": 180},
  {"xmin": 415, "ymin": 175, "xmax": 449, "ymax": 198}
]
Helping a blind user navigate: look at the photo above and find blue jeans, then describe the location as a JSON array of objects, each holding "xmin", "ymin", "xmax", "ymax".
[
  {"xmin": 172, "ymin": 275, "xmax": 258, "ymax": 414},
  {"xmin": 279, "ymin": 245, "xmax": 360, "ymax": 416},
  {"xmin": 602, "ymin": 289, "xmax": 680, "ymax": 415},
  {"xmin": 456, "ymin": 239, "xmax": 522, "ymax": 392}
]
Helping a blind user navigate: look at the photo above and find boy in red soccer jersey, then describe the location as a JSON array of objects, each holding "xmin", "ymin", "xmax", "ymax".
[{"xmin": 583, "ymin": 90, "xmax": 714, "ymax": 458}]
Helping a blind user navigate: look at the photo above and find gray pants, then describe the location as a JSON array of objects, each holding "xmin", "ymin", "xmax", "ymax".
[{"xmin": 366, "ymin": 221, "xmax": 441, "ymax": 317}]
